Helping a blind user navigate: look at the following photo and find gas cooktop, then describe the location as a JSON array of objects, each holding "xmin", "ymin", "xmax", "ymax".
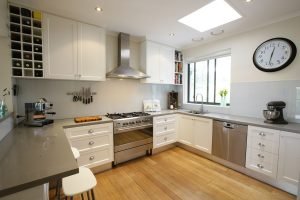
[{"xmin": 106, "ymin": 112, "xmax": 150, "ymax": 120}]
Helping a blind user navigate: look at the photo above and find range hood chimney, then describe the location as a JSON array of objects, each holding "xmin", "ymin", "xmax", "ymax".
[{"xmin": 106, "ymin": 33, "xmax": 150, "ymax": 79}]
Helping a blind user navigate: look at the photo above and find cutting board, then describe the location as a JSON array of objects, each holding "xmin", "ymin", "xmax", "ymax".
[{"xmin": 74, "ymin": 116, "xmax": 102, "ymax": 123}]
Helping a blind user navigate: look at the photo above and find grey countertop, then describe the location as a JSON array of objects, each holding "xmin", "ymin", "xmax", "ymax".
[
  {"xmin": 0, "ymin": 116, "xmax": 112, "ymax": 198},
  {"xmin": 148, "ymin": 110, "xmax": 300, "ymax": 134}
]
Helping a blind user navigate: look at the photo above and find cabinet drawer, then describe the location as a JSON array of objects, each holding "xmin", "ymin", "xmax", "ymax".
[
  {"xmin": 246, "ymin": 148, "xmax": 277, "ymax": 164},
  {"xmin": 154, "ymin": 115, "xmax": 176, "ymax": 125},
  {"xmin": 70, "ymin": 133, "xmax": 111, "ymax": 151},
  {"xmin": 154, "ymin": 133, "xmax": 176, "ymax": 148},
  {"xmin": 248, "ymin": 126, "xmax": 280, "ymax": 142},
  {"xmin": 247, "ymin": 137, "xmax": 279, "ymax": 154},
  {"xmin": 246, "ymin": 154, "xmax": 278, "ymax": 179},
  {"xmin": 65, "ymin": 123, "xmax": 113, "ymax": 139},
  {"xmin": 155, "ymin": 122, "xmax": 176, "ymax": 135},
  {"xmin": 77, "ymin": 147, "xmax": 112, "ymax": 168}
]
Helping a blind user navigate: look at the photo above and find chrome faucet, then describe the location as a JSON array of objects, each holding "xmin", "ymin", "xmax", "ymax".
[{"xmin": 196, "ymin": 93, "xmax": 204, "ymax": 113}]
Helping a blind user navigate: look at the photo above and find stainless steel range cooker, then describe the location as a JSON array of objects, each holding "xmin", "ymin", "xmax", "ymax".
[{"xmin": 106, "ymin": 112, "xmax": 153, "ymax": 165}]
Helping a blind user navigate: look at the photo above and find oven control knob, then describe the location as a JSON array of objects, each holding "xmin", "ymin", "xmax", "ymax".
[
  {"xmin": 129, "ymin": 122, "xmax": 135, "ymax": 125},
  {"xmin": 123, "ymin": 122, "xmax": 128, "ymax": 126}
]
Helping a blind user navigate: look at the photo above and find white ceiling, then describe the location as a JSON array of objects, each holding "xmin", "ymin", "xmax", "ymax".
[{"xmin": 9, "ymin": 0, "xmax": 300, "ymax": 49}]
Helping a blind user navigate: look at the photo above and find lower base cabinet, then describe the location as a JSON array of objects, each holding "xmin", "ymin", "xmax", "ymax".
[
  {"xmin": 64, "ymin": 123, "xmax": 114, "ymax": 168},
  {"xmin": 178, "ymin": 114, "xmax": 213, "ymax": 154},
  {"xmin": 246, "ymin": 126, "xmax": 300, "ymax": 195},
  {"xmin": 277, "ymin": 131, "xmax": 300, "ymax": 188},
  {"xmin": 153, "ymin": 115, "xmax": 177, "ymax": 148}
]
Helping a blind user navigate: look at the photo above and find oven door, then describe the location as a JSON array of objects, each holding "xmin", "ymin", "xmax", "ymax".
[{"xmin": 114, "ymin": 127, "xmax": 153, "ymax": 165}]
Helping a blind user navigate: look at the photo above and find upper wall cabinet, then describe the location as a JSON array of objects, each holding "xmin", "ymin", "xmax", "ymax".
[
  {"xmin": 140, "ymin": 41, "xmax": 175, "ymax": 84},
  {"xmin": 43, "ymin": 14, "xmax": 106, "ymax": 81}
]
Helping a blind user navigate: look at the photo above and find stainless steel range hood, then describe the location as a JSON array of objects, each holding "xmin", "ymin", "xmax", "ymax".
[{"xmin": 106, "ymin": 33, "xmax": 150, "ymax": 79}]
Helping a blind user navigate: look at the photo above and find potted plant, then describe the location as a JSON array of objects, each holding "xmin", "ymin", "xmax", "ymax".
[{"xmin": 219, "ymin": 89, "xmax": 228, "ymax": 107}]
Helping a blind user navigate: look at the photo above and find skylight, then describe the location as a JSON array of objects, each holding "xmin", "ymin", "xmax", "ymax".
[{"xmin": 178, "ymin": 0, "xmax": 242, "ymax": 32}]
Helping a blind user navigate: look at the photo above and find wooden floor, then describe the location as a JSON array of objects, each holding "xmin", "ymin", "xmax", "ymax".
[{"xmin": 50, "ymin": 147, "xmax": 296, "ymax": 200}]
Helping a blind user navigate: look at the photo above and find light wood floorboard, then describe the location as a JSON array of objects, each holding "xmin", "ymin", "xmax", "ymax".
[{"xmin": 50, "ymin": 147, "xmax": 296, "ymax": 200}]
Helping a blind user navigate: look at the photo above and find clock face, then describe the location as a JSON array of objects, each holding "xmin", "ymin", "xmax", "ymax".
[{"xmin": 253, "ymin": 38, "xmax": 297, "ymax": 72}]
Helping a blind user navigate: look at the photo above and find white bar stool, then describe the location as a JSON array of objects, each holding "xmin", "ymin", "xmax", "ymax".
[
  {"xmin": 62, "ymin": 166, "xmax": 97, "ymax": 200},
  {"xmin": 59, "ymin": 147, "xmax": 97, "ymax": 200}
]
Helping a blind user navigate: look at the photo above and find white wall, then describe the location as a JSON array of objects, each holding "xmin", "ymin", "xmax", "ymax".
[
  {"xmin": 183, "ymin": 16, "xmax": 300, "ymax": 83},
  {"xmin": 16, "ymin": 34, "xmax": 177, "ymax": 119},
  {"xmin": 0, "ymin": 0, "xmax": 13, "ymax": 113},
  {"xmin": 182, "ymin": 16, "xmax": 300, "ymax": 122}
]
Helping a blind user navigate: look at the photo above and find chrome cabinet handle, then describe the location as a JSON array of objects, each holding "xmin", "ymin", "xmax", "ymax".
[
  {"xmin": 164, "ymin": 118, "xmax": 167, "ymax": 122},
  {"xmin": 259, "ymin": 132, "xmax": 266, "ymax": 137},
  {"xmin": 89, "ymin": 141, "xmax": 94, "ymax": 145},
  {"xmin": 258, "ymin": 143, "xmax": 265, "ymax": 147},
  {"xmin": 257, "ymin": 164, "xmax": 264, "ymax": 169},
  {"xmin": 257, "ymin": 154, "xmax": 264, "ymax": 158},
  {"xmin": 88, "ymin": 129, "xmax": 94, "ymax": 134},
  {"xmin": 164, "ymin": 126, "xmax": 167, "ymax": 130},
  {"xmin": 89, "ymin": 156, "xmax": 95, "ymax": 161}
]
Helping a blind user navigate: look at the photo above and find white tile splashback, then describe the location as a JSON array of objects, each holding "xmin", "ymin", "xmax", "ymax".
[{"xmin": 16, "ymin": 79, "xmax": 177, "ymax": 119}]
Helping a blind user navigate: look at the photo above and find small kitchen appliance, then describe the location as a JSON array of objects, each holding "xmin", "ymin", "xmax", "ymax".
[
  {"xmin": 24, "ymin": 98, "xmax": 56, "ymax": 127},
  {"xmin": 263, "ymin": 101, "xmax": 288, "ymax": 124},
  {"xmin": 168, "ymin": 91, "xmax": 178, "ymax": 109},
  {"xmin": 106, "ymin": 112, "xmax": 153, "ymax": 165}
]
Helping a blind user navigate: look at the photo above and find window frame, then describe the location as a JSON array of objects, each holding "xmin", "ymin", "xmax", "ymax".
[{"xmin": 187, "ymin": 54, "xmax": 231, "ymax": 106}]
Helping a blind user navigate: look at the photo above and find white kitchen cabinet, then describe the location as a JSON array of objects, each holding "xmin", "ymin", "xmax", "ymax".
[
  {"xmin": 43, "ymin": 14, "xmax": 78, "ymax": 80},
  {"xmin": 277, "ymin": 131, "xmax": 300, "ymax": 188},
  {"xmin": 177, "ymin": 115, "xmax": 213, "ymax": 153},
  {"xmin": 153, "ymin": 115, "xmax": 177, "ymax": 148},
  {"xmin": 64, "ymin": 123, "xmax": 113, "ymax": 168},
  {"xmin": 43, "ymin": 14, "xmax": 106, "ymax": 81},
  {"xmin": 193, "ymin": 117, "xmax": 213, "ymax": 153},
  {"xmin": 78, "ymin": 23, "xmax": 106, "ymax": 81},
  {"xmin": 178, "ymin": 115, "xmax": 194, "ymax": 146},
  {"xmin": 246, "ymin": 126, "xmax": 280, "ymax": 178},
  {"xmin": 140, "ymin": 41, "xmax": 175, "ymax": 84}
]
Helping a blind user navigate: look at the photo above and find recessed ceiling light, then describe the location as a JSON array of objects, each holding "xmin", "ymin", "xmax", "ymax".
[
  {"xmin": 169, "ymin": 33, "xmax": 175, "ymax": 36},
  {"xmin": 210, "ymin": 29, "xmax": 224, "ymax": 36},
  {"xmin": 245, "ymin": 0, "xmax": 253, "ymax": 3},
  {"xmin": 178, "ymin": 0, "xmax": 241, "ymax": 32},
  {"xmin": 95, "ymin": 7, "xmax": 103, "ymax": 12},
  {"xmin": 192, "ymin": 37, "xmax": 204, "ymax": 42}
]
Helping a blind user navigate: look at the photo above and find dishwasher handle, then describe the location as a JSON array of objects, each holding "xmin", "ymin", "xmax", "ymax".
[{"xmin": 223, "ymin": 122, "xmax": 235, "ymax": 129}]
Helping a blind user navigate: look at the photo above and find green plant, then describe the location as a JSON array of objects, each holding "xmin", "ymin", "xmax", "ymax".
[{"xmin": 219, "ymin": 89, "xmax": 228, "ymax": 97}]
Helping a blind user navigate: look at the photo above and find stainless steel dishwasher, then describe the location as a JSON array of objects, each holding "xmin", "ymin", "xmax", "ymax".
[{"xmin": 212, "ymin": 120, "xmax": 248, "ymax": 167}]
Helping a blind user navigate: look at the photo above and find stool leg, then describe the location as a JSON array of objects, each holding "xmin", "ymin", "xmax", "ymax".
[
  {"xmin": 57, "ymin": 181, "xmax": 61, "ymax": 200},
  {"xmin": 70, "ymin": 197, "xmax": 73, "ymax": 200},
  {"xmin": 87, "ymin": 191, "xmax": 90, "ymax": 200},
  {"xmin": 91, "ymin": 189, "xmax": 95, "ymax": 200},
  {"xmin": 81, "ymin": 193, "xmax": 84, "ymax": 200}
]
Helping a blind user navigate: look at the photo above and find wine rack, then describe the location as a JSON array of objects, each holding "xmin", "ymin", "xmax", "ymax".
[{"xmin": 9, "ymin": 4, "xmax": 44, "ymax": 78}]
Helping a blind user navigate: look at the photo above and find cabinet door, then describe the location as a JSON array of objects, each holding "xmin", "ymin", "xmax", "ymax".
[
  {"xmin": 277, "ymin": 131, "xmax": 300, "ymax": 187},
  {"xmin": 193, "ymin": 117, "xmax": 213, "ymax": 154},
  {"xmin": 43, "ymin": 14, "xmax": 78, "ymax": 79},
  {"xmin": 159, "ymin": 45, "xmax": 174, "ymax": 84},
  {"xmin": 178, "ymin": 115, "xmax": 194, "ymax": 146},
  {"xmin": 78, "ymin": 23, "xmax": 106, "ymax": 81},
  {"xmin": 145, "ymin": 41, "xmax": 160, "ymax": 83}
]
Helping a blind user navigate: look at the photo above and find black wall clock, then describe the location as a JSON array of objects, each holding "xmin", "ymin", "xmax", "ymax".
[{"xmin": 253, "ymin": 37, "xmax": 297, "ymax": 72}]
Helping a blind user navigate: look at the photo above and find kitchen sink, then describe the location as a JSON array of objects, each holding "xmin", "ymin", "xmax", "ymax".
[{"xmin": 184, "ymin": 110, "xmax": 208, "ymax": 115}]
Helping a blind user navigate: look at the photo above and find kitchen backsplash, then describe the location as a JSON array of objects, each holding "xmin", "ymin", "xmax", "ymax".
[
  {"xmin": 180, "ymin": 80, "xmax": 300, "ymax": 123},
  {"xmin": 16, "ymin": 79, "xmax": 178, "ymax": 119}
]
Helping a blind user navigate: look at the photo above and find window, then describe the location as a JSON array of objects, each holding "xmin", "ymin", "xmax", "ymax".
[{"xmin": 188, "ymin": 55, "xmax": 231, "ymax": 105}]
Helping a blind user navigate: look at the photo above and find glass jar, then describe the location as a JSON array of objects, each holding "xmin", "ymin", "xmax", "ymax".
[{"xmin": 0, "ymin": 99, "xmax": 8, "ymax": 117}]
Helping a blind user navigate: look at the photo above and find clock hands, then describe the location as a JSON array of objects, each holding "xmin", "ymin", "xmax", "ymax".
[{"xmin": 269, "ymin": 47, "xmax": 275, "ymax": 65}]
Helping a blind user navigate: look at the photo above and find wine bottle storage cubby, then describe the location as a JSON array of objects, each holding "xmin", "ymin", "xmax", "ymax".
[{"xmin": 9, "ymin": 4, "xmax": 44, "ymax": 78}]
